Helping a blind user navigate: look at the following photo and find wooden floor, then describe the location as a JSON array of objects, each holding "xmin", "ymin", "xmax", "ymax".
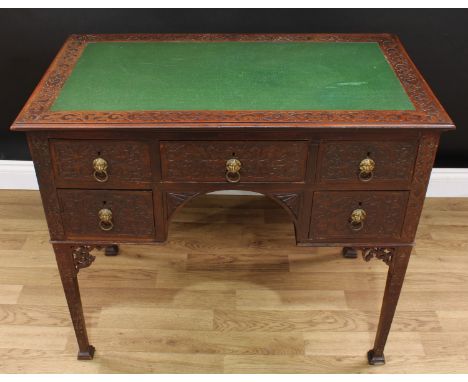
[{"xmin": 1, "ymin": 190, "xmax": 468, "ymax": 373}]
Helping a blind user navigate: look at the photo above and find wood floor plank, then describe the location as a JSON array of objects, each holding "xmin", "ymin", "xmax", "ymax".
[
  {"xmin": 157, "ymin": 270, "xmax": 384, "ymax": 291},
  {"xmin": 186, "ymin": 252, "xmax": 290, "ymax": 272},
  {"xmin": 0, "ymin": 190, "xmax": 467, "ymax": 373},
  {"xmin": 304, "ymin": 332, "xmax": 425, "ymax": 356},
  {"xmin": 0, "ymin": 234, "xmax": 27, "ymax": 250},
  {"xmin": 98, "ymin": 307, "xmax": 214, "ymax": 330},
  {"xmin": 18, "ymin": 286, "xmax": 236, "ymax": 310},
  {"xmin": 66, "ymin": 328, "xmax": 305, "ymax": 355},
  {"xmin": 213, "ymin": 309, "xmax": 441, "ymax": 332},
  {"xmin": 97, "ymin": 351, "xmax": 224, "ymax": 373},
  {"xmin": 0, "ymin": 285, "xmax": 23, "ymax": 304},
  {"xmin": 346, "ymin": 291, "xmax": 468, "ymax": 311},
  {"xmin": 0, "ymin": 304, "xmax": 99, "ymax": 327},
  {"xmin": 237, "ymin": 289, "xmax": 347, "ymax": 310},
  {"xmin": 420, "ymin": 332, "xmax": 468, "ymax": 356},
  {"xmin": 0, "ymin": 326, "xmax": 70, "ymax": 350},
  {"xmin": 0, "ymin": 349, "xmax": 101, "ymax": 373},
  {"xmin": 436, "ymin": 311, "xmax": 468, "ymax": 332},
  {"xmin": 223, "ymin": 355, "xmax": 468, "ymax": 373}
]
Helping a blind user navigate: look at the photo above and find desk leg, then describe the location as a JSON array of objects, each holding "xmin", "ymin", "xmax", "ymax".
[
  {"xmin": 367, "ymin": 246, "xmax": 411, "ymax": 365},
  {"xmin": 53, "ymin": 244, "xmax": 95, "ymax": 360}
]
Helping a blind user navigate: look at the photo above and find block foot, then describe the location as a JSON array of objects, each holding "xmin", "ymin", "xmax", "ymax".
[
  {"xmin": 105, "ymin": 245, "xmax": 119, "ymax": 256},
  {"xmin": 342, "ymin": 247, "xmax": 358, "ymax": 259},
  {"xmin": 367, "ymin": 349, "xmax": 385, "ymax": 365},
  {"xmin": 77, "ymin": 345, "xmax": 95, "ymax": 360}
]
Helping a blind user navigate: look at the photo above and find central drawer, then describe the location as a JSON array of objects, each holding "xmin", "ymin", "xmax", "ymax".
[{"xmin": 160, "ymin": 141, "xmax": 309, "ymax": 183}]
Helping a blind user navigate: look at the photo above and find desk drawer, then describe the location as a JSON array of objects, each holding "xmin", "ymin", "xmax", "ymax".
[
  {"xmin": 51, "ymin": 140, "xmax": 152, "ymax": 187},
  {"xmin": 318, "ymin": 140, "xmax": 418, "ymax": 184},
  {"xmin": 309, "ymin": 191, "xmax": 409, "ymax": 240},
  {"xmin": 58, "ymin": 189, "xmax": 155, "ymax": 240},
  {"xmin": 160, "ymin": 141, "xmax": 308, "ymax": 183}
]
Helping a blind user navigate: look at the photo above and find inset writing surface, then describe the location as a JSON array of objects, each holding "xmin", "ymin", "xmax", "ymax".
[{"xmin": 51, "ymin": 42, "xmax": 415, "ymax": 111}]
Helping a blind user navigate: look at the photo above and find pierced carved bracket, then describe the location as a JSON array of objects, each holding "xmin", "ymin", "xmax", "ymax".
[
  {"xmin": 270, "ymin": 192, "xmax": 301, "ymax": 221},
  {"xmin": 73, "ymin": 246, "xmax": 96, "ymax": 272},
  {"xmin": 361, "ymin": 247, "xmax": 395, "ymax": 266},
  {"xmin": 166, "ymin": 192, "xmax": 199, "ymax": 220}
]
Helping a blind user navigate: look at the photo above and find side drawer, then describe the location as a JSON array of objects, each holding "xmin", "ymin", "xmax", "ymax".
[
  {"xmin": 58, "ymin": 189, "xmax": 155, "ymax": 240},
  {"xmin": 318, "ymin": 140, "xmax": 418, "ymax": 185},
  {"xmin": 50, "ymin": 139, "xmax": 152, "ymax": 187},
  {"xmin": 309, "ymin": 191, "xmax": 409, "ymax": 240},
  {"xmin": 160, "ymin": 141, "xmax": 309, "ymax": 183}
]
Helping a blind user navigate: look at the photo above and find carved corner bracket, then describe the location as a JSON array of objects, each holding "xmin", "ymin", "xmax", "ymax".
[
  {"xmin": 270, "ymin": 192, "xmax": 301, "ymax": 221},
  {"xmin": 361, "ymin": 247, "xmax": 395, "ymax": 266},
  {"xmin": 166, "ymin": 192, "xmax": 199, "ymax": 220},
  {"xmin": 73, "ymin": 246, "xmax": 96, "ymax": 272}
]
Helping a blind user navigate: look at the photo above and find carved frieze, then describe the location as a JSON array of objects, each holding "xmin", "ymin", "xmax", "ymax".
[{"xmin": 13, "ymin": 34, "xmax": 451, "ymax": 126}]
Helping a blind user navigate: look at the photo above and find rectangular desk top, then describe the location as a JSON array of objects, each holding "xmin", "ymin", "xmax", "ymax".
[
  {"xmin": 51, "ymin": 41, "xmax": 414, "ymax": 112},
  {"xmin": 12, "ymin": 34, "xmax": 453, "ymax": 130}
]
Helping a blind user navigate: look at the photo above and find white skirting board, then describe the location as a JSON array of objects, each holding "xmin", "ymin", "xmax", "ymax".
[{"xmin": 0, "ymin": 160, "xmax": 467, "ymax": 197}]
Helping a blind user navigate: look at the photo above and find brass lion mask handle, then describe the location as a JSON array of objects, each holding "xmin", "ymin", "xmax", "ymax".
[
  {"xmin": 225, "ymin": 158, "xmax": 242, "ymax": 183},
  {"xmin": 93, "ymin": 157, "xmax": 109, "ymax": 183},
  {"xmin": 359, "ymin": 157, "xmax": 375, "ymax": 182},
  {"xmin": 98, "ymin": 208, "xmax": 114, "ymax": 231},
  {"xmin": 349, "ymin": 208, "xmax": 367, "ymax": 231}
]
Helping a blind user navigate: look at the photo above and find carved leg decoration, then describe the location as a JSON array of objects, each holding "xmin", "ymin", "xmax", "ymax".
[
  {"xmin": 361, "ymin": 246, "xmax": 412, "ymax": 365},
  {"xmin": 104, "ymin": 245, "xmax": 119, "ymax": 256},
  {"xmin": 53, "ymin": 244, "xmax": 96, "ymax": 360},
  {"xmin": 342, "ymin": 247, "xmax": 358, "ymax": 259}
]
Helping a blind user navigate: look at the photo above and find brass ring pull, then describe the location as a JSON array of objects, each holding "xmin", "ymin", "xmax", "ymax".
[
  {"xmin": 93, "ymin": 158, "xmax": 109, "ymax": 183},
  {"xmin": 349, "ymin": 208, "xmax": 366, "ymax": 231},
  {"xmin": 98, "ymin": 208, "xmax": 114, "ymax": 231},
  {"xmin": 225, "ymin": 158, "xmax": 242, "ymax": 183},
  {"xmin": 359, "ymin": 157, "xmax": 375, "ymax": 182},
  {"xmin": 226, "ymin": 171, "xmax": 241, "ymax": 183}
]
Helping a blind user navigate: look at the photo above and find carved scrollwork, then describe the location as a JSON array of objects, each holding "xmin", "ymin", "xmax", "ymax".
[
  {"xmin": 73, "ymin": 246, "xmax": 96, "ymax": 272},
  {"xmin": 166, "ymin": 192, "xmax": 199, "ymax": 220},
  {"xmin": 361, "ymin": 247, "xmax": 395, "ymax": 266},
  {"xmin": 270, "ymin": 193, "xmax": 301, "ymax": 221}
]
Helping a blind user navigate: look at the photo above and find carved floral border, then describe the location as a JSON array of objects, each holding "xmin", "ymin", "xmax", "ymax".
[{"xmin": 13, "ymin": 33, "xmax": 452, "ymax": 127}]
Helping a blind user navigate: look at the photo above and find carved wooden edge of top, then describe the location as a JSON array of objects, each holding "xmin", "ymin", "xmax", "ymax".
[
  {"xmin": 360, "ymin": 247, "xmax": 395, "ymax": 266},
  {"xmin": 12, "ymin": 33, "xmax": 452, "ymax": 126},
  {"xmin": 73, "ymin": 245, "xmax": 97, "ymax": 272}
]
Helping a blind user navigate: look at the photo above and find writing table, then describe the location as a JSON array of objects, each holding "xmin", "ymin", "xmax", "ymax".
[{"xmin": 11, "ymin": 34, "xmax": 454, "ymax": 365}]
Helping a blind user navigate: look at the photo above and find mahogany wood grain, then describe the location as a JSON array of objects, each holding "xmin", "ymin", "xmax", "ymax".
[
  {"xmin": 318, "ymin": 140, "xmax": 418, "ymax": 185},
  {"xmin": 50, "ymin": 139, "xmax": 152, "ymax": 189},
  {"xmin": 160, "ymin": 140, "xmax": 308, "ymax": 183},
  {"xmin": 11, "ymin": 34, "xmax": 455, "ymax": 365},
  {"xmin": 57, "ymin": 190, "xmax": 155, "ymax": 241},
  {"xmin": 309, "ymin": 191, "xmax": 409, "ymax": 241}
]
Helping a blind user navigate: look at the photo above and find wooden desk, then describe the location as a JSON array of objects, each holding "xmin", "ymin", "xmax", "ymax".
[{"xmin": 11, "ymin": 34, "xmax": 454, "ymax": 365}]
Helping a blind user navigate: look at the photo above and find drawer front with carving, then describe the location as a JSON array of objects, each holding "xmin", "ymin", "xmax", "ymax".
[
  {"xmin": 309, "ymin": 191, "xmax": 409, "ymax": 240},
  {"xmin": 58, "ymin": 189, "xmax": 155, "ymax": 240},
  {"xmin": 160, "ymin": 141, "xmax": 309, "ymax": 183},
  {"xmin": 51, "ymin": 140, "xmax": 152, "ymax": 187},
  {"xmin": 318, "ymin": 140, "xmax": 418, "ymax": 184}
]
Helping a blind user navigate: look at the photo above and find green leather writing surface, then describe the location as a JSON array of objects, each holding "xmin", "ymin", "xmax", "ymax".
[{"xmin": 51, "ymin": 42, "xmax": 415, "ymax": 111}]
